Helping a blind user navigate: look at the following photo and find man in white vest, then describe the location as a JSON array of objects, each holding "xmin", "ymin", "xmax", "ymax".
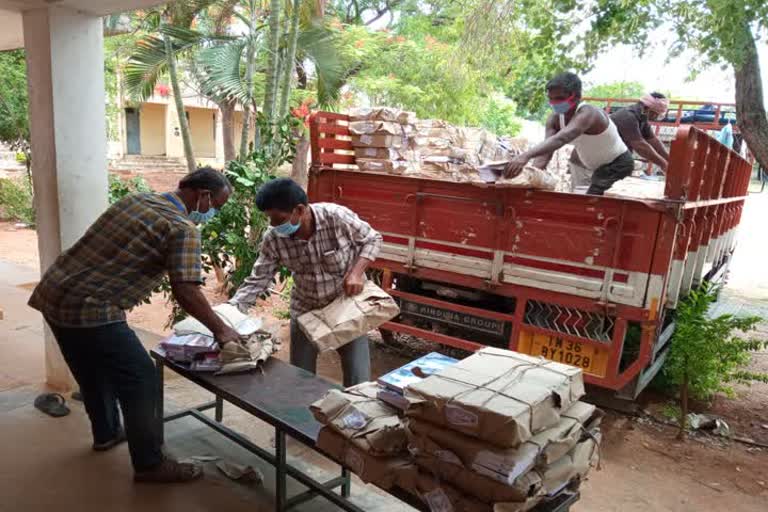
[{"xmin": 504, "ymin": 72, "xmax": 633, "ymax": 195}]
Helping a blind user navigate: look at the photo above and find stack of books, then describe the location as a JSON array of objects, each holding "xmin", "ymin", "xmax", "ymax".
[{"xmin": 376, "ymin": 352, "xmax": 458, "ymax": 410}]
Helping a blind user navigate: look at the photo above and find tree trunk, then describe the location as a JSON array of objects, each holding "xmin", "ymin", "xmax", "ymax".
[
  {"xmin": 678, "ymin": 370, "xmax": 689, "ymax": 441},
  {"xmin": 164, "ymin": 33, "xmax": 195, "ymax": 173},
  {"xmin": 734, "ymin": 23, "xmax": 768, "ymax": 170},
  {"xmin": 219, "ymin": 99, "xmax": 236, "ymax": 162},
  {"xmin": 291, "ymin": 131, "xmax": 310, "ymax": 188},
  {"xmin": 263, "ymin": 0, "xmax": 283, "ymax": 125},
  {"xmin": 238, "ymin": 3, "xmax": 259, "ymax": 160},
  {"xmin": 278, "ymin": 0, "xmax": 302, "ymax": 118}
]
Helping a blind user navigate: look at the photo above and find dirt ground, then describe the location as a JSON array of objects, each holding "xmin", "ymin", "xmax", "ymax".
[{"xmin": 2, "ymin": 168, "xmax": 768, "ymax": 511}]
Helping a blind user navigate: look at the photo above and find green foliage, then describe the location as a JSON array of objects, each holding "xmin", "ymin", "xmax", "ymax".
[
  {"xmin": 480, "ymin": 96, "xmax": 523, "ymax": 137},
  {"xmin": 663, "ymin": 283, "xmax": 766, "ymax": 402},
  {"xmin": 0, "ymin": 50, "xmax": 30, "ymax": 161},
  {"xmin": 585, "ymin": 81, "xmax": 647, "ymax": 100},
  {"xmin": 0, "ymin": 177, "xmax": 34, "ymax": 225},
  {"xmin": 200, "ymin": 113, "xmax": 300, "ymax": 295},
  {"xmin": 108, "ymin": 174, "xmax": 153, "ymax": 204}
]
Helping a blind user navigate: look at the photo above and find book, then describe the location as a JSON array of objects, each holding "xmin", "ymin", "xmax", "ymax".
[{"xmin": 377, "ymin": 352, "xmax": 458, "ymax": 394}]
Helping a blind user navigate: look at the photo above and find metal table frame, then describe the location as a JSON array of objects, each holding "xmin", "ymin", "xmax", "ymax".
[{"xmin": 153, "ymin": 351, "xmax": 579, "ymax": 512}]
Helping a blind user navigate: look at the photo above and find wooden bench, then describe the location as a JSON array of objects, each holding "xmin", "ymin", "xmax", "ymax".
[{"xmin": 151, "ymin": 348, "xmax": 580, "ymax": 512}]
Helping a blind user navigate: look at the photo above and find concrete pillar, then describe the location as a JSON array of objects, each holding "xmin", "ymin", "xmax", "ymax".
[{"xmin": 23, "ymin": 7, "xmax": 109, "ymax": 390}]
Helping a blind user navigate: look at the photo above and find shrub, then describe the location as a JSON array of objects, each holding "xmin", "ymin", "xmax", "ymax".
[
  {"xmin": 0, "ymin": 176, "xmax": 34, "ymax": 225},
  {"xmin": 663, "ymin": 282, "xmax": 766, "ymax": 438}
]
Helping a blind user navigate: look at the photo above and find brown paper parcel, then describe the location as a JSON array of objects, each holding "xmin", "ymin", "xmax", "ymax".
[
  {"xmin": 356, "ymin": 158, "xmax": 415, "ymax": 175},
  {"xmin": 316, "ymin": 427, "xmax": 414, "ymax": 489},
  {"xmin": 349, "ymin": 107, "xmax": 416, "ymax": 124},
  {"xmin": 399, "ymin": 471, "xmax": 492, "ymax": 512},
  {"xmin": 310, "ymin": 382, "xmax": 407, "ymax": 456},
  {"xmin": 407, "ymin": 400, "xmax": 599, "ymax": 487},
  {"xmin": 349, "ymin": 120, "xmax": 413, "ymax": 136},
  {"xmin": 408, "ymin": 431, "xmax": 542, "ymax": 503},
  {"xmin": 297, "ymin": 281, "xmax": 400, "ymax": 352},
  {"xmin": 353, "ymin": 146, "xmax": 412, "ymax": 160},
  {"xmin": 405, "ymin": 347, "xmax": 585, "ymax": 447},
  {"xmin": 351, "ymin": 133, "xmax": 408, "ymax": 148},
  {"xmin": 409, "ymin": 428, "xmax": 600, "ymax": 505}
]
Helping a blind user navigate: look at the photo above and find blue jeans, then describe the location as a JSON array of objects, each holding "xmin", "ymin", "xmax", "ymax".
[
  {"xmin": 290, "ymin": 319, "xmax": 371, "ymax": 387},
  {"xmin": 48, "ymin": 321, "xmax": 163, "ymax": 471}
]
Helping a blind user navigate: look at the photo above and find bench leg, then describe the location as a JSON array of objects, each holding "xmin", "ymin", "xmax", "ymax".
[
  {"xmin": 215, "ymin": 396, "xmax": 223, "ymax": 422},
  {"xmin": 155, "ymin": 358, "xmax": 165, "ymax": 445},
  {"xmin": 275, "ymin": 428, "xmax": 287, "ymax": 512},
  {"xmin": 341, "ymin": 467, "xmax": 351, "ymax": 498}
]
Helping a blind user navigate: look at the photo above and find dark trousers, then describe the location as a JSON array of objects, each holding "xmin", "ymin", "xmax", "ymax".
[
  {"xmin": 290, "ymin": 319, "xmax": 371, "ymax": 388},
  {"xmin": 587, "ymin": 151, "xmax": 635, "ymax": 196},
  {"xmin": 48, "ymin": 321, "xmax": 163, "ymax": 471}
]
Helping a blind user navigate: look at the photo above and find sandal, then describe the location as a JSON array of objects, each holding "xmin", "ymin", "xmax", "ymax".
[
  {"xmin": 134, "ymin": 458, "xmax": 203, "ymax": 483},
  {"xmin": 33, "ymin": 393, "xmax": 70, "ymax": 418},
  {"xmin": 93, "ymin": 428, "xmax": 127, "ymax": 452}
]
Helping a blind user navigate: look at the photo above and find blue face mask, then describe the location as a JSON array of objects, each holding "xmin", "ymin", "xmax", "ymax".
[
  {"xmin": 188, "ymin": 193, "xmax": 218, "ymax": 224},
  {"xmin": 550, "ymin": 94, "xmax": 576, "ymax": 115},
  {"xmin": 273, "ymin": 218, "xmax": 301, "ymax": 237}
]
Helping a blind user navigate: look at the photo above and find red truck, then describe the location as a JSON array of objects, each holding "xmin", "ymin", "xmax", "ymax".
[{"xmin": 307, "ymin": 108, "xmax": 752, "ymax": 398}]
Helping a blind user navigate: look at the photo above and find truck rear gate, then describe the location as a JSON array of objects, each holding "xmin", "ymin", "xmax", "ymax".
[{"xmin": 308, "ymin": 112, "xmax": 751, "ymax": 397}]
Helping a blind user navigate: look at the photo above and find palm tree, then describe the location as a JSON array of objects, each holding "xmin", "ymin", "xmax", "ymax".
[{"xmin": 123, "ymin": 2, "xmax": 215, "ymax": 172}]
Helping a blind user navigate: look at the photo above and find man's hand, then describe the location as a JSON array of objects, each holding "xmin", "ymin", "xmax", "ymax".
[
  {"xmin": 213, "ymin": 325, "xmax": 241, "ymax": 346},
  {"xmin": 343, "ymin": 270, "xmax": 365, "ymax": 296},
  {"xmin": 503, "ymin": 154, "xmax": 528, "ymax": 178}
]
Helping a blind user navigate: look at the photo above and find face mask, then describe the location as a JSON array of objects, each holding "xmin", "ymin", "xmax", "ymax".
[
  {"xmin": 273, "ymin": 209, "xmax": 301, "ymax": 237},
  {"xmin": 189, "ymin": 193, "xmax": 218, "ymax": 224},
  {"xmin": 550, "ymin": 94, "xmax": 576, "ymax": 114}
]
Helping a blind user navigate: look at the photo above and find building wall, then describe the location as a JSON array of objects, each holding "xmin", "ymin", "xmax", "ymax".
[
  {"xmin": 139, "ymin": 103, "xmax": 166, "ymax": 155},
  {"xmin": 188, "ymin": 107, "xmax": 216, "ymax": 158}
]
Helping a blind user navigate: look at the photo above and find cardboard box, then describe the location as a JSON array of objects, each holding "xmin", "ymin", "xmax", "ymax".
[
  {"xmin": 316, "ymin": 427, "xmax": 415, "ymax": 489},
  {"xmin": 349, "ymin": 120, "xmax": 413, "ymax": 136},
  {"xmin": 297, "ymin": 281, "xmax": 400, "ymax": 352},
  {"xmin": 537, "ymin": 431, "xmax": 600, "ymax": 497},
  {"xmin": 310, "ymin": 382, "xmax": 407, "ymax": 457},
  {"xmin": 351, "ymin": 133, "xmax": 408, "ymax": 148},
  {"xmin": 407, "ymin": 401, "xmax": 600, "ymax": 487},
  {"xmin": 349, "ymin": 107, "xmax": 416, "ymax": 124},
  {"xmin": 405, "ymin": 347, "xmax": 585, "ymax": 448}
]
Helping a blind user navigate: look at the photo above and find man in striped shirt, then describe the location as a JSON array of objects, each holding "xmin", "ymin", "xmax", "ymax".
[
  {"xmin": 231, "ymin": 178, "xmax": 382, "ymax": 387},
  {"xmin": 29, "ymin": 167, "xmax": 240, "ymax": 483}
]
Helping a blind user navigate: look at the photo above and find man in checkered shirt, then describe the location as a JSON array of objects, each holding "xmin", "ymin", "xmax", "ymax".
[
  {"xmin": 231, "ymin": 178, "xmax": 382, "ymax": 387},
  {"xmin": 29, "ymin": 168, "xmax": 240, "ymax": 483}
]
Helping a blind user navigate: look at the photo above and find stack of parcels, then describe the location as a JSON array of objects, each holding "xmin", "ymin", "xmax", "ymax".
[
  {"xmin": 401, "ymin": 347, "xmax": 601, "ymax": 511},
  {"xmin": 311, "ymin": 382, "xmax": 416, "ymax": 490},
  {"xmin": 544, "ymin": 145, "xmax": 574, "ymax": 193},
  {"xmin": 349, "ymin": 108, "xmax": 418, "ymax": 175}
]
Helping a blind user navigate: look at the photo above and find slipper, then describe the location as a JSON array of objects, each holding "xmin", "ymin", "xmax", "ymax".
[
  {"xmin": 93, "ymin": 428, "xmax": 127, "ymax": 451},
  {"xmin": 33, "ymin": 393, "xmax": 70, "ymax": 418}
]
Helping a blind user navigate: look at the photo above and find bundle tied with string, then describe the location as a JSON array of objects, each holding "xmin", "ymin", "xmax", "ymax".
[
  {"xmin": 312, "ymin": 382, "xmax": 416, "ymax": 490},
  {"xmin": 310, "ymin": 382, "xmax": 408, "ymax": 456},
  {"xmin": 404, "ymin": 347, "xmax": 585, "ymax": 448}
]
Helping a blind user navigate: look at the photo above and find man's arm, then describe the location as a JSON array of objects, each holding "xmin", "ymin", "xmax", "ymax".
[
  {"xmin": 338, "ymin": 206, "xmax": 382, "ymax": 295},
  {"xmin": 648, "ymin": 136, "xmax": 670, "ymax": 160},
  {"xmin": 166, "ymin": 228, "xmax": 239, "ymax": 344},
  {"xmin": 505, "ymin": 108, "xmax": 601, "ymax": 177},
  {"xmin": 629, "ymin": 139, "xmax": 668, "ymax": 172},
  {"xmin": 530, "ymin": 116, "xmax": 559, "ymax": 169},
  {"xmin": 229, "ymin": 244, "xmax": 280, "ymax": 313},
  {"xmin": 171, "ymin": 282, "xmax": 239, "ymax": 343}
]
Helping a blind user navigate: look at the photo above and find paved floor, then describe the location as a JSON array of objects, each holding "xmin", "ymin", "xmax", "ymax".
[{"xmin": 0, "ymin": 260, "xmax": 409, "ymax": 512}]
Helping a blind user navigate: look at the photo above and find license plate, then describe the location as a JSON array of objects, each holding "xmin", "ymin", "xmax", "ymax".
[{"xmin": 517, "ymin": 331, "xmax": 609, "ymax": 377}]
